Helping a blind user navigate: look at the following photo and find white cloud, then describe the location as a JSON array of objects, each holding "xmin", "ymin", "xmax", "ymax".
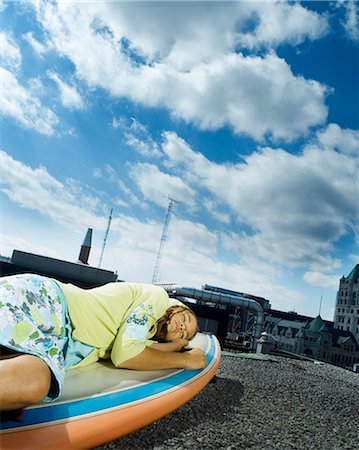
[
  {"xmin": 316, "ymin": 123, "xmax": 359, "ymax": 155},
  {"xmin": 0, "ymin": 150, "xmax": 105, "ymax": 230},
  {"xmin": 0, "ymin": 234, "xmax": 57, "ymax": 259},
  {"xmin": 236, "ymin": 2, "xmax": 328, "ymax": 49},
  {"xmin": 125, "ymin": 135, "xmax": 160, "ymax": 158},
  {"xmin": 93, "ymin": 167, "xmax": 102, "ymax": 178},
  {"xmin": 160, "ymin": 127, "xmax": 358, "ymax": 270},
  {"xmin": 89, "ymin": 1, "xmax": 328, "ymax": 65},
  {"xmin": 129, "ymin": 162, "xmax": 196, "ymax": 209},
  {"xmin": 116, "ymin": 179, "xmax": 141, "ymax": 208},
  {"xmin": 92, "ymin": 164, "xmax": 141, "ymax": 207},
  {"xmin": 0, "ymin": 68, "xmax": 59, "ymax": 135},
  {"xmin": 30, "ymin": 1, "xmax": 328, "ymax": 141},
  {"xmin": 203, "ymin": 199, "xmax": 231, "ymax": 225},
  {"xmin": 113, "ymin": 117, "xmax": 161, "ymax": 157},
  {"xmin": 27, "ymin": 76, "xmax": 44, "ymax": 95},
  {"xmin": 340, "ymin": 0, "xmax": 359, "ymax": 42},
  {"xmin": 349, "ymin": 254, "xmax": 359, "ymax": 264},
  {"xmin": 134, "ymin": 52, "xmax": 328, "ymax": 141},
  {"xmin": 47, "ymin": 71, "xmax": 85, "ymax": 110},
  {"xmin": 303, "ymin": 271, "xmax": 340, "ymax": 289},
  {"xmin": 23, "ymin": 31, "xmax": 48, "ymax": 56},
  {"xmin": 1, "ymin": 31, "xmax": 21, "ymax": 70}
]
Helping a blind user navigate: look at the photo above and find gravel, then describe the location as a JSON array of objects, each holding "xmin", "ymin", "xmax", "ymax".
[{"xmin": 94, "ymin": 354, "xmax": 359, "ymax": 450}]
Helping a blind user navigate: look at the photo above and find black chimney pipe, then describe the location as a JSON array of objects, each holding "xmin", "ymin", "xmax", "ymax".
[{"xmin": 78, "ymin": 228, "xmax": 92, "ymax": 264}]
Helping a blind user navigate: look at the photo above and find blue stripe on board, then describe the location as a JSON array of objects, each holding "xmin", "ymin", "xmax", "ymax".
[{"xmin": 2, "ymin": 335, "xmax": 217, "ymax": 430}]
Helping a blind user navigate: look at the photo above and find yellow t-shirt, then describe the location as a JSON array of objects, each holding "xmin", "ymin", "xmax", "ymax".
[{"xmin": 56, "ymin": 281, "xmax": 182, "ymax": 368}]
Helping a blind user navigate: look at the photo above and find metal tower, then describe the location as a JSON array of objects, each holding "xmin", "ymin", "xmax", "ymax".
[
  {"xmin": 152, "ymin": 197, "xmax": 178, "ymax": 284},
  {"xmin": 98, "ymin": 208, "xmax": 113, "ymax": 268}
]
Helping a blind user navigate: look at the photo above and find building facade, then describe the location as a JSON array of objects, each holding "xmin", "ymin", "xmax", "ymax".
[
  {"xmin": 334, "ymin": 264, "xmax": 359, "ymax": 344},
  {"xmin": 265, "ymin": 313, "xmax": 359, "ymax": 369}
]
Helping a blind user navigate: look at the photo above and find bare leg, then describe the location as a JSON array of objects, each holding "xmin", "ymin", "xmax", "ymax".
[{"xmin": 0, "ymin": 354, "xmax": 51, "ymax": 410}]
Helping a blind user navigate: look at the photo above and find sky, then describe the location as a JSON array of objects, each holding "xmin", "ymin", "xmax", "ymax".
[{"xmin": 1, "ymin": 0, "xmax": 358, "ymax": 321}]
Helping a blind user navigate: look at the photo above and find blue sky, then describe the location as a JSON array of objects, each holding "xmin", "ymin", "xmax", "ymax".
[{"xmin": 1, "ymin": 0, "xmax": 358, "ymax": 321}]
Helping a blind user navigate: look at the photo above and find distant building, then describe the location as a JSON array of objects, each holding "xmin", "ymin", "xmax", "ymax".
[
  {"xmin": 265, "ymin": 311, "xmax": 359, "ymax": 369},
  {"xmin": 334, "ymin": 264, "xmax": 359, "ymax": 344}
]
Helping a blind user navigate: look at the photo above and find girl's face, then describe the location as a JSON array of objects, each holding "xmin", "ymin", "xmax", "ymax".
[{"xmin": 165, "ymin": 308, "xmax": 198, "ymax": 342}]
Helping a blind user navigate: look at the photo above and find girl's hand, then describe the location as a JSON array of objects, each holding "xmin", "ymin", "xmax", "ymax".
[
  {"xmin": 149, "ymin": 339, "xmax": 188, "ymax": 353},
  {"xmin": 184, "ymin": 348, "xmax": 207, "ymax": 370},
  {"xmin": 174, "ymin": 338, "xmax": 189, "ymax": 350}
]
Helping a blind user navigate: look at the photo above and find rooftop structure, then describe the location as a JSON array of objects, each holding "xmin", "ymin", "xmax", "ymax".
[{"xmin": 0, "ymin": 229, "xmax": 118, "ymax": 288}]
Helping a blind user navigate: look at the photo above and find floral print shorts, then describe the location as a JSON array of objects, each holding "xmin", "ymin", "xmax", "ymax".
[{"xmin": 0, "ymin": 273, "xmax": 67, "ymax": 402}]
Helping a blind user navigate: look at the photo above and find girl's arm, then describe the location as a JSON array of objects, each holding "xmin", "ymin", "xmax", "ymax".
[
  {"xmin": 116, "ymin": 346, "xmax": 206, "ymax": 371},
  {"xmin": 149, "ymin": 339, "xmax": 188, "ymax": 353}
]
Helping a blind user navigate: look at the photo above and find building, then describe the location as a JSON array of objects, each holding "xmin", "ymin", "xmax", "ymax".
[
  {"xmin": 334, "ymin": 264, "xmax": 359, "ymax": 344},
  {"xmin": 265, "ymin": 311, "xmax": 359, "ymax": 369},
  {"xmin": 0, "ymin": 229, "xmax": 118, "ymax": 288}
]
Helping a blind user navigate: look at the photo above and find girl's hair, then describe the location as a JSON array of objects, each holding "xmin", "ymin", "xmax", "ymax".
[{"xmin": 153, "ymin": 305, "xmax": 198, "ymax": 342}]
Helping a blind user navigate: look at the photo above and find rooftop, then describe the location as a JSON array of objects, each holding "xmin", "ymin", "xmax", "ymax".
[
  {"xmin": 95, "ymin": 353, "xmax": 359, "ymax": 450},
  {"xmin": 304, "ymin": 315, "xmax": 329, "ymax": 332},
  {"xmin": 346, "ymin": 264, "xmax": 359, "ymax": 282}
]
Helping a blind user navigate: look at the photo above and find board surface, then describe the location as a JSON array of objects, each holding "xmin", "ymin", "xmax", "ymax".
[{"xmin": 0, "ymin": 333, "xmax": 221, "ymax": 449}]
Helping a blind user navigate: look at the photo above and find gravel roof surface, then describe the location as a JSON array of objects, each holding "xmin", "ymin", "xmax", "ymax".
[{"xmin": 95, "ymin": 354, "xmax": 359, "ymax": 450}]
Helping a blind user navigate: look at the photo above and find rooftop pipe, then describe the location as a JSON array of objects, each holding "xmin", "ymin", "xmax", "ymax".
[{"xmin": 157, "ymin": 284, "xmax": 264, "ymax": 350}]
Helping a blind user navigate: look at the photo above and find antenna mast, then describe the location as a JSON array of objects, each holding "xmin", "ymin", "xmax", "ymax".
[
  {"xmin": 152, "ymin": 197, "xmax": 178, "ymax": 284},
  {"xmin": 98, "ymin": 208, "xmax": 113, "ymax": 268}
]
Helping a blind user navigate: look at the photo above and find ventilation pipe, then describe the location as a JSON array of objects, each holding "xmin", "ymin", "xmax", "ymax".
[
  {"xmin": 78, "ymin": 228, "xmax": 92, "ymax": 264},
  {"xmin": 158, "ymin": 284, "xmax": 264, "ymax": 350}
]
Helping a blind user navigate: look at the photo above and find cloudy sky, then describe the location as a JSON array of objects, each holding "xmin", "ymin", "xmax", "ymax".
[{"xmin": 1, "ymin": 0, "xmax": 358, "ymax": 321}]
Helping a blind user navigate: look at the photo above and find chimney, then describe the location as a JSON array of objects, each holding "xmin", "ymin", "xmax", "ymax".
[{"xmin": 78, "ymin": 228, "xmax": 92, "ymax": 265}]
